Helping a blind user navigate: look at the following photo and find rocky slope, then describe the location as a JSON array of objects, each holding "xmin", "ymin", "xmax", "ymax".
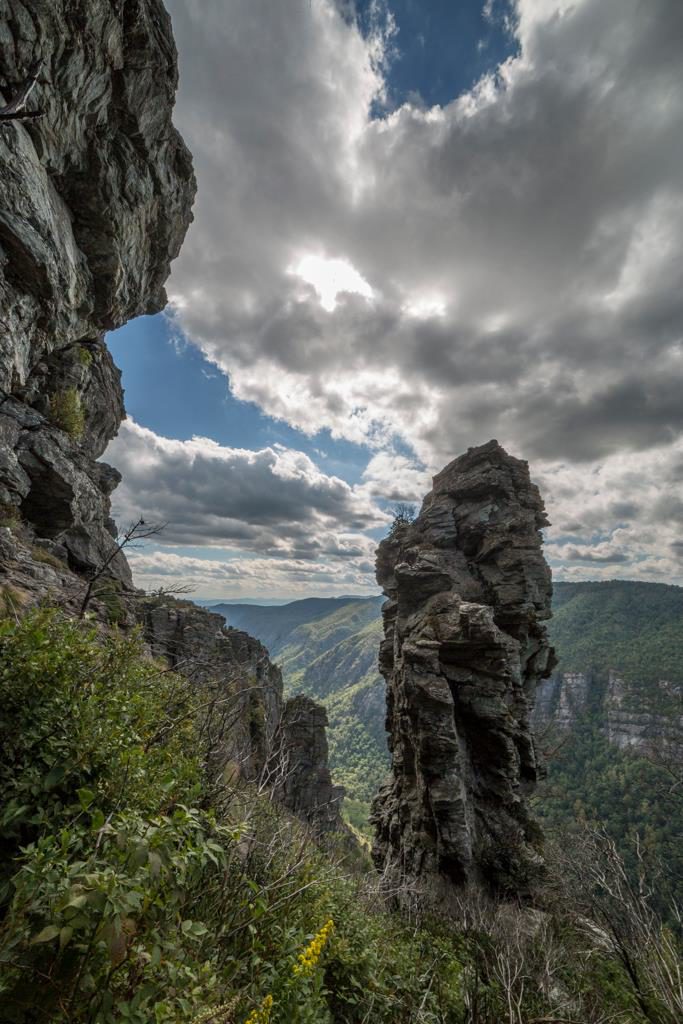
[
  {"xmin": 0, "ymin": 0, "xmax": 343, "ymax": 839},
  {"xmin": 371, "ymin": 440, "xmax": 555, "ymax": 899}
]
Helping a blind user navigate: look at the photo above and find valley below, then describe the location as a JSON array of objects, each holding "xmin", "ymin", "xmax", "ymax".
[{"xmin": 214, "ymin": 580, "xmax": 683, "ymax": 880}]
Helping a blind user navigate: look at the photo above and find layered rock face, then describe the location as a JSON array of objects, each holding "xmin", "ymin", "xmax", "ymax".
[
  {"xmin": 534, "ymin": 669, "xmax": 683, "ymax": 755},
  {"xmin": 0, "ymin": 0, "xmax": 195, "ymax": 584},
  {"xmin": 142, "ymin": 599, "xmax": 284, "ymax": 782},
  {"xmin": 269, "ymin": 696, "xmax": 346, "ymax": 835},
  {"xmin": 534, "ymin": 671, "xmax": 592, "ymax": 732},
  {"xmin": 143, "ymin": 602, "xmax": 346, "ymax": 833},
  {"xmin": 371, "ymin": 440, "xmax": 555, "ymax": 898}
]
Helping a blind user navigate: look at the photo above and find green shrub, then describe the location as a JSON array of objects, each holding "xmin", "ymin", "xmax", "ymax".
[
  {"xmin": 49, "ymin": 387, "xmax": 85, "ymax": 439},
  {"xmin": 0, "ymin": 611, "xmax": 466, "ymax": 1023},
  {"xmin": 94, "ymin": 578, "xmax": 127, "ymax": 625},
  {"xmin": 77, "ymin": 345, "xmax": 93, "ymax": 367},
  {"xmin": 0, "ymin": 610, "xmax": 658, "ymax": 1024}
]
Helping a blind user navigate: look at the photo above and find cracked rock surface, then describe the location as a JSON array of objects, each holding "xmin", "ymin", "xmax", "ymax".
[
  {"xmin": 0, "ymin": 0, "xmax": 195, "ymax": 580},
  {"xmin": 371, "ymin": 440, "xmax": 555, "ymax": 899}
]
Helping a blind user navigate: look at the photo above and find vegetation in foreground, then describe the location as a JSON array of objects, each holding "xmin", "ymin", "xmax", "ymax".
[{"xmin": 0, "ymin": 610, "xmax": 680, "ymax": 1023}]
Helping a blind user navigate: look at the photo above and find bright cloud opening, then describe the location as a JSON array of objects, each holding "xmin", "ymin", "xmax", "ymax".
[
  {"xmin": 402, "ymin": 294, "xmax": 447, "ymax": 319},
  {"xmin": 290, "ymin": 254, "xmax": 374, "ymax": 311}
]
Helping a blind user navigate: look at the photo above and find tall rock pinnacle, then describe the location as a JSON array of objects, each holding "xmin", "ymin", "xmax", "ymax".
[{"xmin": 371, "ymin": 440, "xmax": 555, "ymax": 899}]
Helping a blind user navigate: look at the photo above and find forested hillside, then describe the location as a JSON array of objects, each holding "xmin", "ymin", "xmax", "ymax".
[
  {"xmin": 550, "ymin": 581, "xmax": 683, "ymax": 687},
  {"xmin": 534, "ymin": 581, "xmax": 683, "ymax": 915}
]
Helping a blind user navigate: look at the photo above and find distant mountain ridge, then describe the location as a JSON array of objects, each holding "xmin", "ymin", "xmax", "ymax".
[{"xmin": 211, "ymin": 596, "xmax": 382, "ymax": 662}]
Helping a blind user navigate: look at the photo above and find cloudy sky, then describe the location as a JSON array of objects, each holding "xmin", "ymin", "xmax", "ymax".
[{"xmin": 106, "ymin": 0, "xmax": 683, "ymax": 600}]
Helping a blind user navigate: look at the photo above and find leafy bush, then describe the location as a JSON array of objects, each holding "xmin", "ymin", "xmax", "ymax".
[
  {"xmin": 0, "ymin": 610, "xmax": 666, "ymax": 1024},
  {"xmin": 49, "ymin": 387, "xmax": 85, "ymax": 439},
  {"xmin": 0, "ymin": 611, "xmax": 465, "ymax": 1023}
]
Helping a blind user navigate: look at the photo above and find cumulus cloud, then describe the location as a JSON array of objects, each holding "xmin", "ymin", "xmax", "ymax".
[
  {"xmin": 109, "ymin": 0, "xmax": 683, "ymax": 590},
  {"xmin": 360, "ymin": 450, "xmax": 431, "ymax": 504},
  {"xmin": 539, "ymin": 439, "xmax": 683, "ymax": 584},
  {"xmin": 107, "ymin": 420, "xmax": 387, "ymax": 559},
  {"xmin": 125, "ymin": 549, "xmax": 376, "ymax": 600},
  {"xmin": 164, "ymin": 0, "xmax": 682, "ymax": 461}
]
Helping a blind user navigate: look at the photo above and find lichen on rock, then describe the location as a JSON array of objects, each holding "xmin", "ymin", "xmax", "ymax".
[{"xmin": 371, "ymin": 439, "xmax": 555, "ymax": 900}]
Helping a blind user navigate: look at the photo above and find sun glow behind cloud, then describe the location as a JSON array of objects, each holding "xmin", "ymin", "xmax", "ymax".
[{"xmin": 289, "ymin": 254, "xmax": 375, "ymax": 311}]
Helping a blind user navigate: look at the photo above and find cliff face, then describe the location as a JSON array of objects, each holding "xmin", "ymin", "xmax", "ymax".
[
  {"xmin": 143, "ymin": 601, "xmax": 347, "ymax": 834},
  {"xmin": 0, "ymin": 0, "xmax": 195, "ymax": 587},
  {"xmin": 371, "ymin": 440, "xmax": 555, "ymax": 898},
  {"xmin": 142, "ymin": 600, "xmax": 284, "ymax": 782},
  {"xmin": 269, "ymin": 695, "xmax": 346, "ymax": 835},
  {"xmin": 534, "ymin": 669, "xmax": 683, "ymax": 755},
  {"xmin": 0, "ymin": 2, "xmax": 344, "ymax": 838},
  {"xmin": 534, "ymin": 671, "xmax": 592, "ymax": 733}
]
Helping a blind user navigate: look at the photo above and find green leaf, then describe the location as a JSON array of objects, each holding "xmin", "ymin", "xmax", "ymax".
[
  {"xmin": 148, "ymin": 851, "xmax": 162, "ymax": 877},
  {"xmin": 43, "ymin": 766, "xmax": 65, "ymax": 789},
  {"xmin": 90, "ymin": 809, "xmax": 106, "ymax": 830},
  {"xmin": 59, "ymin": 926, "xmax": 73, "ymax": 949},
  {"xmin": 31, "ymin": 924, "xmax": 61, "ymax": 944},
  {"xmin": 66, "ymin": 894, "xmax": 89, "ymax": 910},
  {"xmin": 77, "ymin": 788, "xmax": 95, "ymax": 810}
]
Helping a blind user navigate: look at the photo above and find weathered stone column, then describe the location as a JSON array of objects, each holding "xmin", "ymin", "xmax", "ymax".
[{"xmin": 371, "ymin": 440, "xmax": 555, "ymax": 899}]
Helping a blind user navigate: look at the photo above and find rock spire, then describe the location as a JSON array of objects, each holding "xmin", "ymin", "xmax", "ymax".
[{"xmin": 371, "ymin": 440, "xmax": 555, "ymax": 898}]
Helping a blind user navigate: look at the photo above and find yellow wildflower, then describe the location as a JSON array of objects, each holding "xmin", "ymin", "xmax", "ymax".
[
  {"xmin": 292, "ymin": 919, "xmax": 335, "ymax": 978},
  {"xmin": 243, "ymin": 993, "xmax": 273, "ymax": 1024}
]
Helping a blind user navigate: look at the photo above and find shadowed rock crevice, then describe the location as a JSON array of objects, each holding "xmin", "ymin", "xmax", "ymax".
[{"xmin": 371, "ymin": 440, "xmax": 555, "ymax": 901}]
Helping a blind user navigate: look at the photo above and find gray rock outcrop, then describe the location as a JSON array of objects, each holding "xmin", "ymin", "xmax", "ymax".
[
  {"xmin": 534, "ymin": 671, "xmax": 592, "ymax": 732},
  {"xmin": 0, "ymin": 0, "xmax": 195, "ymax": 583},
  {"xmin": 371, "ymin": 440, "xmax": 555, "ymax": 899},
  {"xmin": 143, "ymin": 601, "xmax": 347, "ymax": 833},
  {"xmin": 270, "ymin": 695, "xmax": 346, "ymax": 836},
  {"xmin": 142, "ymin": 599, "xmax": 285, "ymax": 782}
]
